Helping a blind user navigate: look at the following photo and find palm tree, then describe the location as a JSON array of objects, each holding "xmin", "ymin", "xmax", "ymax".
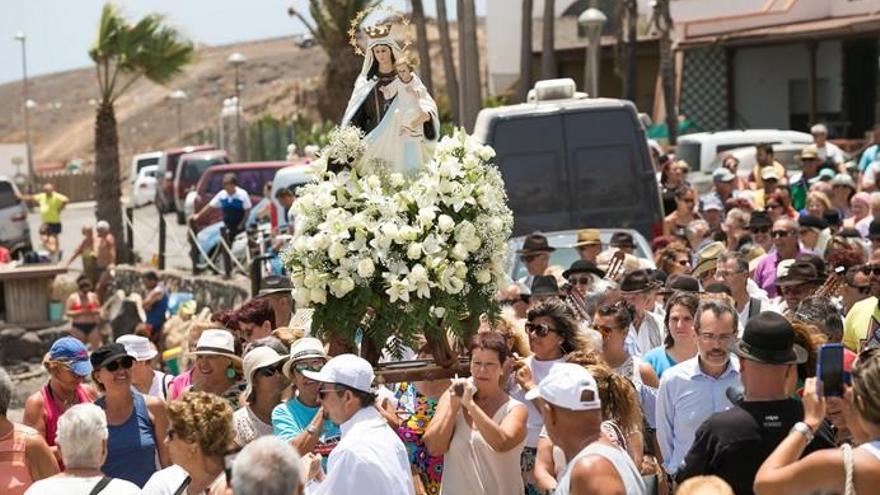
[
  {"xmin": 541, "ymin": 0, "xmax": 556, "ymax": 79},
  {"xmin": 458, "ymin": 0, "xmax": 481, "ymax": 131},
  {"xmin": 652, "ymin": 0, "xmax": 677, "ymax": 144},
  {"xmin": 519, "ymin": 0, "xmax": 533, "ymax": 102},
  {"xmin": 411, "ymin": 0, "xmax": 433, "ymax": 94},
  {"xmin": 287, "ymin": 1, "xmax": 373, "ymax": 121},
  {"xmin": 90, "ymin": 4, "xmax": 193, "ymax": 263},
  {"xmin": 436, "ymin": 0, "xmax": 460, "ymax": 125}
]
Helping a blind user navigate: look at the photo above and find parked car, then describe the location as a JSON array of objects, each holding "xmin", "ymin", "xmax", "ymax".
[
  {"xmin": 189, "ymin": 161, "xmax": 293, "ymax": 232},
  {"xmin": 270, "ymin": 163, "xmax": 317, "ymax": 231},
  {"xmin": 132, "ymin": 165, "xmax": 159, "ymax": 207},
  {"xmin": 689, "ymin": 142, "xmax": 815, "ymax": 194},
  {"xmin": 506, "ymin": 229, "xmax": 654, "ymax": 284},
  {"xmin": 129, "ymin": 151, "xmax": 163, "ymax": 185},
  {"xmin": 156, "ymin": 144, "xmax": 216, "ymax": 213},
  {"xmin": 295, "ymin": 33, "xmax": 315, "ymax": 48},
  {"xmin": 173, "ymin": 150, "xmax": 229, "ymax": 224},
  {"xmin": 473, "ymin": 78, "xmax": 664, "ymax": 240},
  {"xmin": 677, "ymin": 129, "xmax": 812, "ymax": 176},
  {"xmin": 0, "ymin": 176, "xmax": 33, "ymax": 258}
]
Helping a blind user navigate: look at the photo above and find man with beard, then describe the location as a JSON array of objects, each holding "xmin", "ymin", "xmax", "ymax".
[
  {"xmin": 657, "ymin": 300, "xmax": 741, "ymax": 475},
  {"xmin": 843, "ymin": 248, "xmax": 880, "ymax": 352}
]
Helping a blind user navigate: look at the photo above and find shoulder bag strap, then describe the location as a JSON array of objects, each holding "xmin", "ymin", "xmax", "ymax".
[
  {"xmin": 173, "ymin": 476, "xmax": 192, "ymax": 495},
  {"xmin": 843, "ymin": 443, "xmax": 856, "ymax": 495},
  {"xmin": 88, "ymin": 476, "xmax": 113, "ymax": 495},
  {"xmin": 748, "ymin": 298, "xmax": 761, "ymax": 320}
]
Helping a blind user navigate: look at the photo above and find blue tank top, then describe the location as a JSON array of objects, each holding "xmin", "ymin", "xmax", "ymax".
[
  {"xmin": 96, "ymin": 391, "xmax": 157, "ymax": 487},
  {"xmin": 145, "ymin": 286, "xmax": 169, "ymax": 332}
]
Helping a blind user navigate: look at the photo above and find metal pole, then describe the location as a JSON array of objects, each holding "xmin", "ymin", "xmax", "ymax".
[
  {"xmin": 234, "ymin": 66, "xmax": 241, "ymax": 161},
  {"xmin": 176, "ymin": 101, "xmax": 182, "ymax": 143},
  {"xmin": 125, "ymin": 207, "xmax": 134, "ymax": 255},
  {"xmin": 589, "ymin": 30, "xmax": 600, "ymax": 96},
  {"xmin": 220, "ymin": 226, "xmax": 231, "ymax": 279},
  {"xmin": 18, "ymin": 36, "xmax": 34, "ymax": 191},
  {"xmin": 158, "ymin": 211, "xmax": 166, "ymax": 270}
]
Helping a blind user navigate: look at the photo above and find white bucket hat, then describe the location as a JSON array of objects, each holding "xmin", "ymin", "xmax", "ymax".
[
  {"xmin": 242, "ymin": 347, "xmax": 286, "ymax": 400},
  {"xmin": 191, "ymin": 329, "xmax": 241, "ymax": 363},
  {"xmin": 116, "ymin": 334, "xmax": 158, "ymax": 361},
  {"xmin": 302, "ymin": 353, "xmax": 374, "ymax": 394},
  {"xmin": 525, "ymin": 363, "xmax": 601, "ymax": 411},
  {"xmin": 282, "ymin": 337, "xmax": 328, "ymax": 379}
]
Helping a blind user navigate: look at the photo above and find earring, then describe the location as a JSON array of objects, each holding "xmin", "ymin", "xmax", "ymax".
[{"xmin": 226, "ymin": 367, "xmax": 236, "ymax": 379}]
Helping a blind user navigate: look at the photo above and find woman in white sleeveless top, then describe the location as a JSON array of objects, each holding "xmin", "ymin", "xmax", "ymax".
[
  {"xmin": 424, "ymin": 333, "xmax": 528, "ymax": 495},
  {"xmin": 755, "ymin": 350, "xmax": 880, "ymax": 495}
]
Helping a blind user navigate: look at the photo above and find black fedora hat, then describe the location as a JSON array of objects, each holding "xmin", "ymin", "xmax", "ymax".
[
  {"xmin": 776, "ymin": 261, "xmax": 821, "ymax": 287},
  {"xmin": 562, "ymin": 260, "xmax": 605, "ymax": 279},
  {"xmin": 619, "ymin": 269, "xmax": 653, "ymax": 293},
  {"xmin": 660, "ymin": 274, "xmax": 701, "ymax": 295},
  {"xmin": 748, "ymin": 210, "xmax": 772, "ymax": 229},
  {"xmin": 734, "ymin": 311, "xmax": 807, "ymax": 365},
  {"xmin": 610, "ymin": 232, "xmax": 635, "ymax": 248},
  {"xmin": 530, "ymin": 275, "xmax": 559, "ymax": 297},
  {"xmin": 517, "ymin": 233, "xmax": 556, "ymax": 254}
]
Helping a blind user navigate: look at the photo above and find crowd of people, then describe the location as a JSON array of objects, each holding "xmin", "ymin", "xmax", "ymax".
[{"xmin": 4, "ymin": 127, "xmax": 880, "ymax": 494}]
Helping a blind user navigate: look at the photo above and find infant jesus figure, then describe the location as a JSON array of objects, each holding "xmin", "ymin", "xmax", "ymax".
[{"xmin": 370, "ymin": 53, "xmax": 436, "ymax": 175}]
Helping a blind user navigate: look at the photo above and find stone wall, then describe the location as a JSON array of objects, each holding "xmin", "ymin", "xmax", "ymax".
[{"xmin": 109, "ymin": 266, "xmax": 251, "ymax": 313}]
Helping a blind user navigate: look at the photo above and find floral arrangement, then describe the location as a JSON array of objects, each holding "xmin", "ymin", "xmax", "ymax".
[{"xmin": 282, "ymin": 126, "xmax": 513, "ymax": 355}]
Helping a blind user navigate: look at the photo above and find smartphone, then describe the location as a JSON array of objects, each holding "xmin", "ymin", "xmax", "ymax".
[{"xmin": 817, "ymin": 343, "xmax": 845, "ymax": 397}]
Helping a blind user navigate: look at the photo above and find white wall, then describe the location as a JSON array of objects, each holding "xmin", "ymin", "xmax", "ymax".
[
  {"xmin": 733, "ymin": 41, "xmax": 842, "ymax": 129},
  {"xmin": 0, "ymin": 144, "xmax": 29, "ymax": 179}
]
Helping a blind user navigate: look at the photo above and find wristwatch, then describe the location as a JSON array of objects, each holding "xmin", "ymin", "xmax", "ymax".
[{"xmin": 791, "ymin": 421, "xmax": 815, "ymax": 443}]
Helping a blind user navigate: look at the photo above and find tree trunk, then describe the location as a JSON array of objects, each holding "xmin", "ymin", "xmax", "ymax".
[
  {"xmin": 541, "ymin": 0, "xmax": 556, "ymax": 79},
  {"xmin": 519, "ymin": 0, "xmax": 533, "ymax": 102},
  {"xmin": 94, "ymin": 102, "xmax": 131, "ymax": 263},
  {"xmin": 656, "ymin": 0, "xmax": 677, "ymax": 144},
  {"xmin": 458, "ymin": 0, "xmax": 481, "ymax": 132},
  {"xmin": 436, "ymin": 0, "xmax": 460, "ymax": 125},
  {"xmin": 317, "ymin": 48, "xmax": 362, "ymax": 122},
  {"xmin": 622, "ymin": 0, "xmax": 638, "ymax": 102},
  {"xmin": 411, "ymin": 0, "xmax": 434, "ymax": 94}
]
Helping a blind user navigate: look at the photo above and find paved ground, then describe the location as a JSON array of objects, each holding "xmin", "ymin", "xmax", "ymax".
[{"xmin": 28, "ymin": 200, "xmax": 194, "ymax": 273}]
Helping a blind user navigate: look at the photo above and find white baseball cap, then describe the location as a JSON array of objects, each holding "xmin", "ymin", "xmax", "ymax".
[
  {"xmin": 242, "ymin": 346, "xmax": 286, "ymax": 400},
  {"xmin": 282, "ymin": 337, "xmax": 327, "ymax": 379},
  {"xmin": 302, "ymin": 353, "xmax": 374, "ymax": 393},
  {"xmin": 116, "ymin": 334, "xmax": 158, "ymax": 361},
  {"xmin": 524, "ymin": 363, "xmax": 601, "ymax": 411}
]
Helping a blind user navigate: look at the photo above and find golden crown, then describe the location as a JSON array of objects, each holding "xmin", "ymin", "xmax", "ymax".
[
  {"xmin": 348, "ymin": 4, "xmax": 412, "ymax": 56},
  {"xmin": 364, "ymin": 23, "xmax": 392, "ymax": 39}
]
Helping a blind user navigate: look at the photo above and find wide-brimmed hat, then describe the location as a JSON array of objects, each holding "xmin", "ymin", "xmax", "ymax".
[
  {"xmin": 282, "ymin": 337, "xmax": 328, "ymax": 378},
  {"xmin": 619, "ymin": 269, "xmax": 654, "ymax": 293},
  {"xmin": 776, "ymin": 262, "xmax": 821, "ymax": 287},
  {"xmin": 562, "ymin": 260, "xmax": 605, "ymax": 279},
  {"xmin": 796, "ymin": 145, "xmax": 819, "ymax": 161},
  {"xmin": 191, "ymin": 329, "xmax": 242, "ymax": 362},
  {"xmin": 831, "ymin": 174, "xmax": 856, "ymax": 191},
  {"xmin": 734, "ymin": 312, "xmax": 808, "ymax": 365},
  {"xmin": 660, "ymin": 274, "xmax": 701, "ymax": 295},
  {"xmin": 116, "ymin": 334, "xmax": 158, "ymax": 361},
  {"xmin": 242, "ymin": 346, "xmax": 287, "ymax": 400},
  {"xmin": 799, "ymin": 215, "xmax": 828, "ymax": 231},
  {"xmin": 531, "ymin": 275, "xmax": 559, "ymax": 297},
  {"xmin": 609, "ymin": 232, "xmax": 635, "ymax": 249},
  {"xmin": 49, "ymin": 336, "xmax": 93, "ymax": 377},
  {"xmin": 748, "ymin": 210, "xmax": 772, "ymax": 230},
  {"xmin": 691, "ymin": 242, "xmax": 725, "ymax": 279},
  {"xmin": 517, "ymin": 234, "xmax": 556, "ymax": 254},
  {"xmin": 573, "ymin": 229, "xmax": 601, "ymax": 247}
]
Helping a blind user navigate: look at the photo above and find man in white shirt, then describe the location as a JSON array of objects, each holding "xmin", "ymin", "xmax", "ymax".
[
  {"xmin": 619, "ymin": 269, "xmax": 665, "ymax": 356},
  {"xmin": 713, "ymin": 251, "xmax": 773, "ymax": 336},
  {"xmin": 810, "ymin": 123, "xmax": 845, "ymax": 170},
  {"xmin": 191, "ymin": 172, "xmax": 252, "ymax": 237},
  {"xmin": 300, "ymin": 354, "xmax": 414, "ymax": 495},
  {"xmin": 656, "ymin": 299, "xmax": 742, "ymax": 474}
]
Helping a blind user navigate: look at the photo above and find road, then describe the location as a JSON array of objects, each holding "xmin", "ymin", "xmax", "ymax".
[{"xmin": 27, "ymin": 201, "xmax": 194, "ymax": 273}]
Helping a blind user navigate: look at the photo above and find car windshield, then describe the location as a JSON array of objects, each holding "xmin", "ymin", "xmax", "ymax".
[
  {"xmin": 182, "ymin": 158, "xmax": 227, "ymax": 182},
  {"xmin": 508, "ymin": 231, "xmax": 652, "ymax": 282},
  {"xmin": 676, "ymin": 141, "xmax": 701, "ymax": 171},
  {"xmin": 0, "ymin": 182, "xmax": 17, "ymax": 209}
]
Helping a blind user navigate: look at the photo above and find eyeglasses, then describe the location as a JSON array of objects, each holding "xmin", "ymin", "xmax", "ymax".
[
  {"xmin": 860, "ymin": 265, "xmax": 880, "ymax": 277},
  {"xmin": 750, "ymin": 226, "xmax": 771, "ymax": 234},
  {"xmin": 525, "ymin": 322, "xmax": 556, "ymax": 337},
  {"xmin": 104, "ymin": 356, "xmax": 134, "ymax": 372},
  {"xmin": 257, "ymin": 364, "xmax": 283, "ymax": 378},
  {"xmin": 294, "ymin": 363, "xmax": 324, "ymax": 374},
  {"xmin": 568, "ymin": 276, "xmax": 592, "ymax": 286},
  {"xmin": 698, "ymin": 332, "xmax": 736, "ymax": 344},
  {"xmin": 771, "ymin": 230, "xmax": 795, "ymax": 239}
]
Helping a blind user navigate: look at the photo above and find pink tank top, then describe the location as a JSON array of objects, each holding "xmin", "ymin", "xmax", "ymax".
[
  {"xmin": 40, "ymin": 383, "xmax": 92, "ymax": 447},
  {"xmin": 0, "ymin": 423, "xmax": 37, "ymax": 495}
]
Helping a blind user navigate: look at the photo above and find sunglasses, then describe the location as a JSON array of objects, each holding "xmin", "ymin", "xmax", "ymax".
[
  {"xmin": 750, "ymin": 226, "xmax": 770, "ymax": 234},
  {"xmin": 520, "ymin": 254, "xmax": 543, "ymax": 263},
  {"xmin": 771, "ymin": 230, "xmax": 795, "ymax": 239},
  {"xmin": 104, "ymin": 356, "xmax": 134, "ymax": 372},
  {"xmin": 525, "ymin": 322, "xmax": 555, "ymax": 337},
  {"xmin": 861, "ymin": 265, "xmax": 880, "ymax": 277},
  {"xmin": 568, "ymin": 276, "xmax": 592, "ymax": 286},
  {"xmin": 294, "ymin": 363, "xmax": 323, "ymax": 374},
  {"xmin": 257, "ymin": 364, "xmax": 283, "ymax": 378}
]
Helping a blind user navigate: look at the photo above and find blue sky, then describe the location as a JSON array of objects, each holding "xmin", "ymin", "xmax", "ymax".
[{"xmin": 0, "ymin": 0, "xmax": 487, "ymax": 84}]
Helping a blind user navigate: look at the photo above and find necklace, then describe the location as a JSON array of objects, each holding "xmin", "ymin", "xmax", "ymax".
[{"xmin": 48, "ymin": 381, "xmax": 77, "ymax": 409}]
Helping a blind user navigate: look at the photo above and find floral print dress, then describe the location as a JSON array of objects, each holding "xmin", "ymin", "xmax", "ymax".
[{"xmin": 394, "ymin": 382, "xmax": 444, "ymax": 495}]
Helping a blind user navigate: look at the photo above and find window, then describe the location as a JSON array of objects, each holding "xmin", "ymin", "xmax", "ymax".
[
  {"xmin": 0, "ymin": 182, "xmax": 17, "ymax": 209},
  {"xmin": 676, "ymin": 141, "xmax": 701, "ymax": 171},
  {"xmin": 182, "ymin": 158, "xmax": 228, "ymax": 182},
  {"xmin": 136, "ymin": 157, "xmax": 160, "ymax": 174}
]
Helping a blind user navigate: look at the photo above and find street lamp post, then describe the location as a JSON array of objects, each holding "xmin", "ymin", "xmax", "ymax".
[
  {"xmin": 169, "ymin": 89, "xmax": 187, "ymax": 143},
  {"xmin": 14, "ymin": 31, "xmax": 34, "ymax": 190},
  {"xmin": 226, "ymin": 52, "xmax": 246, "ymax": 160},
  {"xmin": 577, "ymin": 8, "xmax": 607, "ymax": 97}
]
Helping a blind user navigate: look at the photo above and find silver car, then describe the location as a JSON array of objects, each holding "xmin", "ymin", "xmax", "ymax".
[{"xmin": 0, "ymin": 176, "xmax": 33, "ymax": 258}]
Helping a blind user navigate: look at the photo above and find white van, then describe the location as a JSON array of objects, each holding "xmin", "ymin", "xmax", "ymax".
[
  {"xmin": 129, "ymin": 151, "xmax": 163, "ymax": 184},
  {"xmin": 677, "ymin": 130, "xmax": 812, "ymax": 174},
  {"xmin": 0, "ymin": 176, "xmax": 32, "ymax": 258}
]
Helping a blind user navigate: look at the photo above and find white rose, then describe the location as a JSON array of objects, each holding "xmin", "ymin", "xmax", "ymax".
[
  {"xmin": 451, "ymin": 243, "xmax": 468, "ymax": 260},
  {"xmin": 309, "ymin": 287, "xmax": 327, "ymax": 305},
  {"xmin": 398, "ymin": 225, "xmax": 420, "ymax": 242},
  {"xmin": 479, "ymin": 146, "xmax": 496, "ymax": 161},
  {"xmin": 293, "ymin": 288, "xmax": 311, "ymax": 306},
  {"xmin": 437, "ymin": 214, "xmax": 455, "ymax": 232},
  {"xmin": 407, "ymin": 243, "xmax": 423, "ymax": 260},
  {"xmin": 357, "ymin": 258, "xmax": 375, "ymax": 278},
  {"xmin": 430, "ymin": 306, "xmax": 446, "ymax": 318},
  {"xmin": 329, "ymin": 277, "xmax": 355, "ymax": 297},
  {"xmin": 476, "ymin": 269, "xmax": 492, "ymax": 284},
  {"xmin": 418, "ymin": 206, "xmax": 437, "ymax": 226},
  {"xmin": 328, "ymin": 241, "xmax": 347, "ymax": 261}
]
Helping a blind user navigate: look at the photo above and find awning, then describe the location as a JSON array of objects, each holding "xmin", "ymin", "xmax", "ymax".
[{"xmin": 678, "ymin": 13, "xmax": 880, "ymax": 50}]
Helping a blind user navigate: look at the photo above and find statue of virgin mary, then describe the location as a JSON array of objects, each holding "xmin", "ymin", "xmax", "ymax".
[{"xmin": 341, "ymin": 25, "xmax": 440, "ymax": 176}]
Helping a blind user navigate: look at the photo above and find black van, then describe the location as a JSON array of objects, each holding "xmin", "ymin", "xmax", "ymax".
[{"xmin": 473, "ymin": 79, "xmax": 663, "ymax": 240}]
